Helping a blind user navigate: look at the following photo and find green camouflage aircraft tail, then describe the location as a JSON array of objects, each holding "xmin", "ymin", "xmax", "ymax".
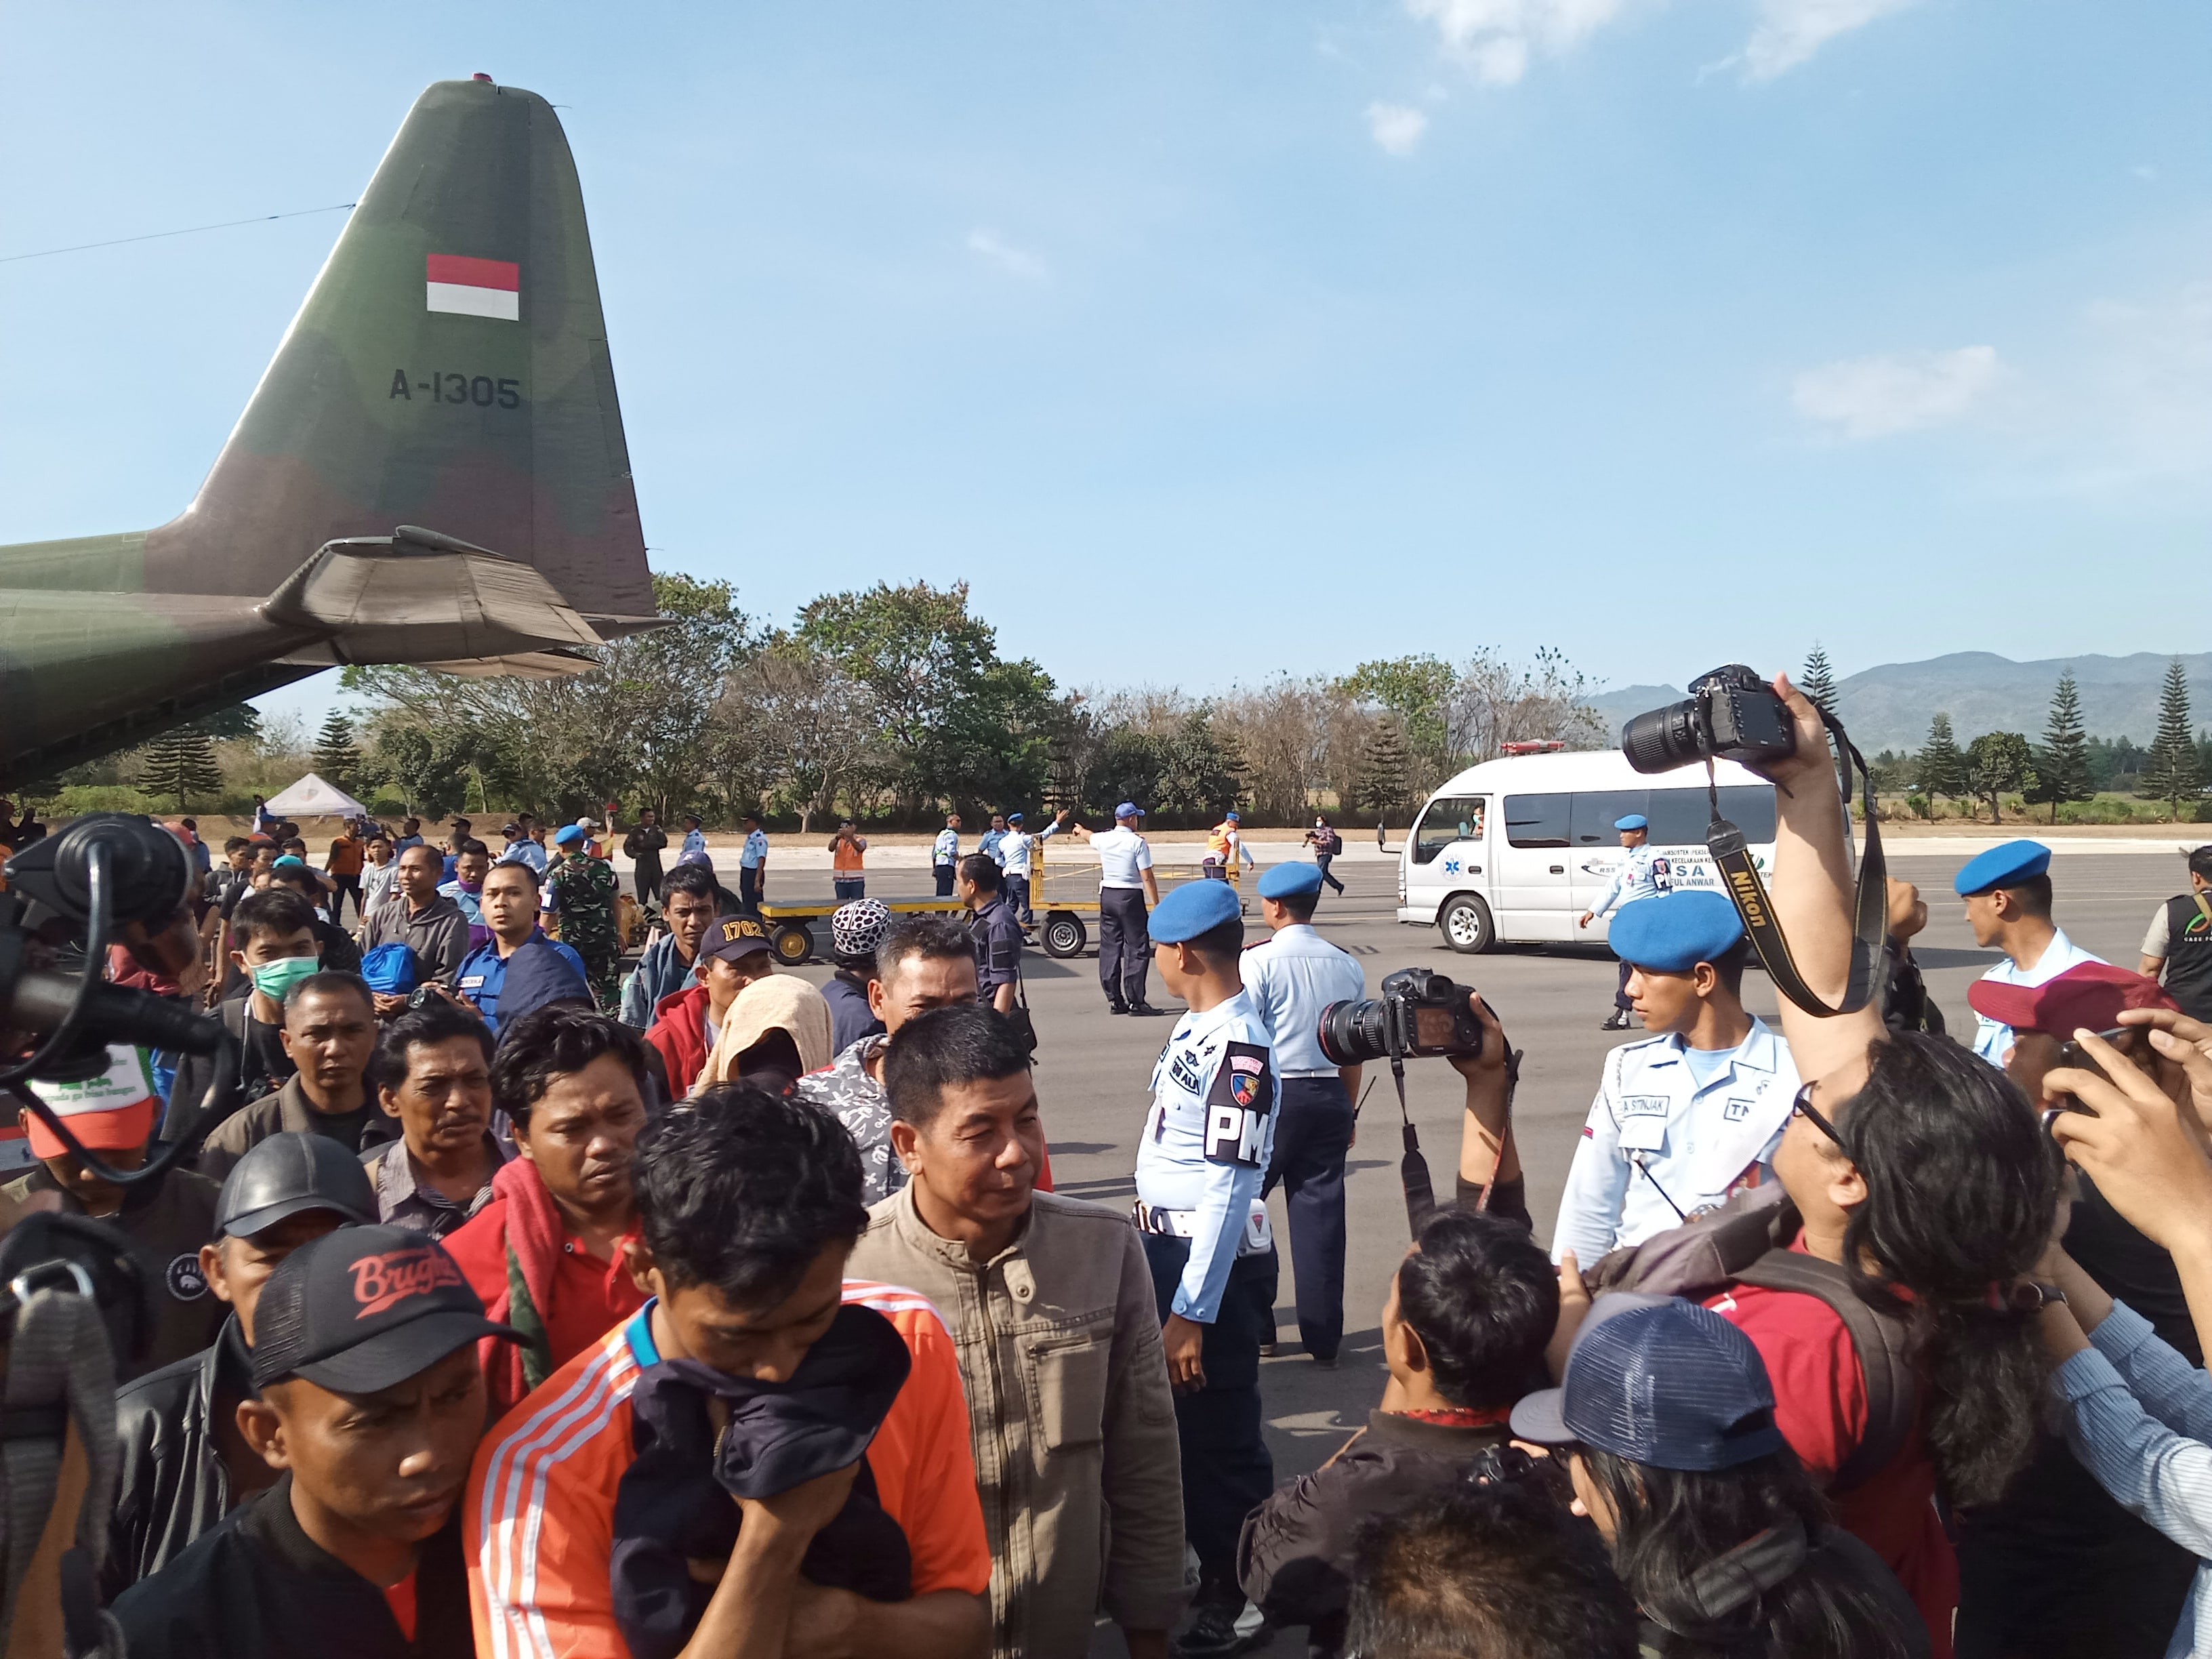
[{"xmin": 0, "ymin": 77, "xmax": 655, "ymax": 788}]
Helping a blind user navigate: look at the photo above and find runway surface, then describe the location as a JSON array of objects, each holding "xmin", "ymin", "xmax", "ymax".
[{"xmin": 730, "ymin": 843, "xmax": 2186, "ymax": 1653}]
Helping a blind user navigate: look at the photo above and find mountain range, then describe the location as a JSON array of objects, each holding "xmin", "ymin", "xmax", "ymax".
[{"xmin": 1589, "ymin": 653, "xmax": 2212, "ymax": 756}]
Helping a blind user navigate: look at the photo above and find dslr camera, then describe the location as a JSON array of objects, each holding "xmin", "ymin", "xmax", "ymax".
[
  {"xmin": 1620, "ymin": 663, "xmax": 1797, "ymax": 775},
  {"xmin": 1319, "ymin": 967, "xmax": 1485, "ymax": 1067}
]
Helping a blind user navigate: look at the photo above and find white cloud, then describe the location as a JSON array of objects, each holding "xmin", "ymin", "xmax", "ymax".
[
  {"xmin": 1742, "ymin": 0, "xmax": 1925, "ymax": 81},
  {"xmin": 1404, "ymin": 0, "xmax": 1629, "ymax": 86},
  {"xmin": 1791, "ymin": 346, "xmax": 2004, "ymax": 440},
  {"xmin": 1366, "ymin": 102, "xmax": 1431, "ymax": 156},
  {"xmin": 965, "ymin": 229, "xmax": 1047, "ymax": 282}
]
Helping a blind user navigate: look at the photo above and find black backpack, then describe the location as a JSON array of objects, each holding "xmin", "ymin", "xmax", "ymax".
[{"xmin": 1584, "ymin": 1187, "xmax": 1916, "ymax": 1494}]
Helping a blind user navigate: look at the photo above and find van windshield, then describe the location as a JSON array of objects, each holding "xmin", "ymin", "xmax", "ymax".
[{"xmin": 1412, "ymin": 796, "xmax": 1485, "ymax": 865}]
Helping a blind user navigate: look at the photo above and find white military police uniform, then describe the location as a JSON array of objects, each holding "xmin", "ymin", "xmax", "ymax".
[
  {"xmin": 1550, "ymin": 1017, "xmax": 1800, "ymax": 1266},
  {"xmin": 1134, "ymin": 988, "xmax": 1280, "ymax": 1320},
  {"xmin": 1585, "ymin": 841, "xmax": 1673, "ymax": 920},
  {"xmin": 1952, "ymin": 840, "xmax": 2105, "ymax": 1066}
]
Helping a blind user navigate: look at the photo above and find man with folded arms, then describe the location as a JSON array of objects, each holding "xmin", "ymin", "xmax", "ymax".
[{"xmin": 110, "ymin": 1225, "xmax": 518, "ymax": 1659}]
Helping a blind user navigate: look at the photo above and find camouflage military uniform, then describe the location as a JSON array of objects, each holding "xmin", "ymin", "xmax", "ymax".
[
  {"xmin": 548, "ymin": 851, "xmax": 621, "ymax": 1010},
  {"xmin": 793, "ymin": 1036, "xmax": 906, "ymax": 1205}
]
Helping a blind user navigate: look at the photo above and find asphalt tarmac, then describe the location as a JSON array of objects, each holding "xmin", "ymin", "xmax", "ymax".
[{"xmin": 754, "ymin": 844, "xmax": 2184, "ymax": 1653}]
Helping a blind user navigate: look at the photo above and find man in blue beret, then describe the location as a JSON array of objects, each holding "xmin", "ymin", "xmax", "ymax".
[
  {"xmin": 1551, "ymin": 889, "xmax": 1801, "ymax": 1268},
  {"xmin": 1069, "ymin": 804, "xmax": 1164, "ymax": 1015},
  {"xmin": 1241, "ymin": 860, "xmax": 1365, "ymax": 1369},
  {"xmin": 1953, "ymin": 838, "xmax": 2104, "ymax": 1066},
  {"xmin": 1131, "ymin": 876, "xmax": 1282, "ymax": 1654},
  {"xmin": 1578, "ymin": 811, "xmax": 1675, "ymax": 1031}
]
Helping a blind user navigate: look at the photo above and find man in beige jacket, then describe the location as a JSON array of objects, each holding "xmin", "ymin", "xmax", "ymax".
[{"xmin": 849, "ymin": 1002, "xmax": 1192, "ymax": 1659}]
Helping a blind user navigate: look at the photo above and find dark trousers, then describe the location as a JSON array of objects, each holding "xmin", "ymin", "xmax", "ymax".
[
  {"xmin": 934, "ymin": 863, "xmax": 954, "ymax": 897},
  {"xmin": 1006, "ymin": 873, "xmax": 1031, "ymax": 926},
  {"xmin": 1615, "ymin": 958, "xmax": 1633, "ymax": 1012},
  {"xmin": 1313, "ymin": 853, "xmax": 1345, "ymax": 895},
  {"xmin": 634, "ymin": 863, "xmax": 662, "ymax": 906},
  {"xmin": 1265, "ymin": 1076, "xmax": 1353, "ymax": 1360},
  {"xmin": 833, "ymin": 876, "xmax": 865, "ymax": 901},
  {"xmin": 1141, "ymin": 1231, "xmax": 1277, "ymax": 1595},
  {"xmin": 1098, "ymin": 888, "xmax": 1150, "ymax": 1006},
  {"xmin": 739, "ymin": 867, "xmax": 762, "ymax": 912},
  {"xmin": 329, "ymin": 872, "xmax": 363, "ymax": 925}
]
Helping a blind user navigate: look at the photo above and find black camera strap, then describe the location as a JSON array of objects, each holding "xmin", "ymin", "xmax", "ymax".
[
  {"xmin": 1704, "ymin": 708, "xmax": 1890, "ymax": 1019},
  {"xmin": 1391, "ymin": 1052, "xmax": 1435, "ymax": 1235}
]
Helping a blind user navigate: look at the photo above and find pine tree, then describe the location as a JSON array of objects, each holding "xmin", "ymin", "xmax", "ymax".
[
  {"xmin": 1354, "ymin": 716, "xmax": 1412, "ymax": 821},
  {"xmin": 140, "ymin": 724, "xmax": 222, "ymax": 812},
  {"xmin": 2027, "ymin": 672, "xmax": 2093, "ymax": 823},
  {"xmin": 1918, "ymin": 713, "xmax": 1966, "ymax": 809},
  {"xmin": 1801, "ymin": 644, "xmax": 1839, "ymax": 721},
  {"xmin": 312, "ymin": 713, "xmax": 363, "ymax": 792},
  {"xmin": 2146, "ymin": 657, "xmax": 2202, "ymax": 819}
]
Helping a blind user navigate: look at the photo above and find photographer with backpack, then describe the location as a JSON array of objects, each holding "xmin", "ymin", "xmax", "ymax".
[{"xmin": 1565, "ymin": 670, "xmax": 2062, "ymax": 1659}]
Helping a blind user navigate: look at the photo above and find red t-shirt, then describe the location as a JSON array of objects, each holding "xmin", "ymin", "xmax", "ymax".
[
  {"xmin": 382, "ymin": 1572, "xmax": 417, "ymax": 1642},
  {"xmin": 441, "ymin": 1195, "xmax": 649, "ymax": 1418},
  {"xmin": 1705, "ymin": 1267, "xmax": 1955, "ymax": 1659}
]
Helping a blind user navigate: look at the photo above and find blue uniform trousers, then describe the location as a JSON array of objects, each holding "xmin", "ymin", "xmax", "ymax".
[
  {"xmin": 1141, "ymin": 1231, "xmax": 1277, "ymax": 1595},
  {"xmin": 1098, "ymin": 888, "xmax": 1151, "ymax": 1006},
  {"xmin": 738, "ymin": 867, "xmax": 762, "ymax": 912},
  {"xmin": 933, "ymin": 863, "xmax": 955, "ymax": 897},
  {"xmin": 1006, "ymin": 873, "xmax": 1031, "ymax": 926},
  {"xmin": 1264, "ymin": 1075, "xmax": 1353, "ymax": 1361}
]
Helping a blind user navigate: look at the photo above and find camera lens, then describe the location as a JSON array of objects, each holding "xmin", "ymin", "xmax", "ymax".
[
  {"xmin": 1318, "ymin": 999, "xmax": 1392, "ymax": 1067},
  {"xmin": 1620, "ymin": 699, "xmax": 1703, "ymax": 775}
]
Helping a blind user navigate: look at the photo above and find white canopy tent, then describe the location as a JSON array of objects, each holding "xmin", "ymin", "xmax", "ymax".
[{"xmin": 261, "ymin": 773, "xmax": 369, "ymax": 819}]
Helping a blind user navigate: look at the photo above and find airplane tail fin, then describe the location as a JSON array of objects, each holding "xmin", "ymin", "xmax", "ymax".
[{"xmin": 144, "ymin": 77, "xmax": 655, "ymax": 633}]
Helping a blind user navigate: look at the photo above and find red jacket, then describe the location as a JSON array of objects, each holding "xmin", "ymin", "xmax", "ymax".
[{"xmin": 644, "ymin": 983, "xmax": 712, "ymax": 1097}]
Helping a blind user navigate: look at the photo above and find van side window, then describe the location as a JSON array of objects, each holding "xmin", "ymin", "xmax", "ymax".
[
  {"xmin": 1412, "ymin": 796, "xmax": 1485, "ymax": 865},
  {"xmin": 1570, "ymin": 792, "xmax": 1647, "ymax": 845},
  {"xmin": 1502, "ymin": 793, "xmax": 1571, "ymax": 848}
]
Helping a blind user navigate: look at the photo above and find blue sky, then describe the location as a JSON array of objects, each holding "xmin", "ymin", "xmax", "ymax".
[{"xmin": 2, "ymin": 2, "xmax": 2205, "ymax": 735}]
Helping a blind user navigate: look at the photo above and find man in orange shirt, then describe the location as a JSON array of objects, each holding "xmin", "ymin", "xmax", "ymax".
[
  {"xmin": 468, "ymin": 1085, "xmax": 991, "ymax": 1659},
  {"xmin": 326, "ymin": 817, "xmax": 368, "ymax": 926}
]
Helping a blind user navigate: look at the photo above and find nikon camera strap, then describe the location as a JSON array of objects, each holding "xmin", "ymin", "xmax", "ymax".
[{"xmin": 1704, "ymin": 709, "xmax": 1891, "ymax": 1019}]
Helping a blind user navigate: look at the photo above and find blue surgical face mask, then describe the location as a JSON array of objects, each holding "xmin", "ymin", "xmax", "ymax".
[{"xmin": 249, "ymin": 954, "xmax": 321, "ymax": 1002}]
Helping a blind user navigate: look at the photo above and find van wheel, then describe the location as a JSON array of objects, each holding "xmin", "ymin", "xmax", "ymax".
[{"xmin": 1439, "ymin": 895, "xmax": 1494, "ymax": 955}]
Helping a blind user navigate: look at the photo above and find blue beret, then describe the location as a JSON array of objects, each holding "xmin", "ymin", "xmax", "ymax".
[
  {"xmin": 270, "ymin": 855, "xmax": 306, "ymax": 870},
  {"xmin": 1609, "ymin": 890, "xmax": 1745, "ymax": 972},
  {"xmin": 1953, "ymin": 839, "xmax": 2051, "ymax": 897},
  {"xmin": 1614, "ymin": 814, "xmax": 1649, "ymax": 832},
  {"xmin": 552, "ymin": 824, "xmax": 584, "ymax": 847},
  {"xmin": 1257, "ymin": 861, "xmax": 1324, "ymax": 900},
  {"xmin": 1149, "ymin": 878, "xmax": 1241, "ymax": 943},
  {"xmin": 1007, "ymin": 812, "xmax": 1023, "ymax": 823},
  {"xmin": 1225, "ymin": 811, "xmax": 1241, "ymax": 822}
]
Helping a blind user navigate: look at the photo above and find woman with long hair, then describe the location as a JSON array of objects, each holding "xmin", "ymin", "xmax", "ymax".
[{"xmin": 1516, "ymin": 1295, "xmax": 1928, "ymax": 1659}]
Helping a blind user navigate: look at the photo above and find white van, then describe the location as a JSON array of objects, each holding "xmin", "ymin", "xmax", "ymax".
[{"xmin": 1396, "ymin": 750, "xmax": 1777, "ymax": 953}]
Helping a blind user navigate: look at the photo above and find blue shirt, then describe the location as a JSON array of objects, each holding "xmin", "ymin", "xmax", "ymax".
[
  {"xmin": 497, "ymin": 838, "xmax": 548, "ymax": 874},
  {"xmin": 933, "ymin": 827, "xmax": 961, "ymax": 866},
  {"xmin": 1134, "ymin": 991, "xmax": 1279, "ymax": 1322},
  {"xmin": 680, "ymin": 828, "xmax": 708, "ymax": 859},
  {"xmin": 619, "ymin": 932, "xmax": 697, "ymax": 1028},
  {"xmin": 1242, "ymin": 924, "xmax": 1366, "ymax": 1076},
  {"xmin": 979, "ymin": 828, "xmax": 1007, "ymax": 865},
  {"xmin": 740, "ymin": 828, "xmax": 769, "ymax": 869},
  {"xmin": 455, "ymin": 934, "xmax": 589, "ymax": 1033},
  {"xmin": 1584, "ymin": 842, "xmax": 1673, "ymax": 919}
]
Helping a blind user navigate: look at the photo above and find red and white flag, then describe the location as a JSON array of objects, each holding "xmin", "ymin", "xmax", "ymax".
[{"xmin": 426, "ymin": 254, "xmax": 519, "ymax": 321}]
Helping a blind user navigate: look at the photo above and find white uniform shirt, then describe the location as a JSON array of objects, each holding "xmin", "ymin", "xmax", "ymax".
[
  {"xmin": 1134, "ymin": 990, "xmax": 1279, "ymax": 1322},
  {"xmin": 1550, "ymin": 1017, "xmax": 1800, "ymax": 1267},
  {"xmin": 1971, "ymin": 926, "xmax": 2106, "ymax": 1065},
  {"xmin": 1244, "ymin": 924, "xmax": 1366, "ymax": 1077},
  {"xmin": 1091, "ymin": 826, "xmax": 1153, "ymax": 890},
  {"xmin": 1585, "ymin": 842, "xmax": 1673, "ymax": 919},
  {"xmin": 932, "ymin": 827, "xmax": 961, "ymax": 867},
  {"xmin": 996, "ymin": 821, "xmax": 1060, "ymax": 881}
]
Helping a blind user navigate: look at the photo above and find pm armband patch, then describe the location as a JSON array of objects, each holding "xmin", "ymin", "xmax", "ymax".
[{"xmin": 1204, "ymin": 1041, "xmax": 1274, "ymax": 1166}]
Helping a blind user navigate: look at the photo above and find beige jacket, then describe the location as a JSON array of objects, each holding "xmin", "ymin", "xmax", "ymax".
[{"xmin": 849, "ymin": 1186, "xmax": 1192, "ymax": 1659}]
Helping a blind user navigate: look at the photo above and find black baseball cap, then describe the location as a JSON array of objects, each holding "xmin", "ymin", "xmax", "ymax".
[
  {"xmin": 250, "ymin": 1225, "xmax": 518, "ymax": 1393},
  {"xmin": 216, "ymin": 1132, "xmax": 377, "ymax": 1240}
]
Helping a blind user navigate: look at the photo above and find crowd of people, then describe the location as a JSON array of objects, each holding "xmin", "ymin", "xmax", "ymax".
[{"xmin": 11, "ymin": 695, "xmax": 2212, "ymax": 1659}]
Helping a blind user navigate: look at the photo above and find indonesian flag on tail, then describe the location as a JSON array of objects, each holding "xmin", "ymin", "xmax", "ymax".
[{"xmin": 426, "ymin": 253, "xmax": 519, "ymax": 320}]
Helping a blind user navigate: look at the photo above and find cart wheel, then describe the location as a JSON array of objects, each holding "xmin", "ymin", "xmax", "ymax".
[
  {"xmin": 770, "ymin": 921, "xmax": 814, "ymax": 965},
  {"xmin": 1042, "ymin": 912, "xmax": 1087, "ymax": 959}
]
